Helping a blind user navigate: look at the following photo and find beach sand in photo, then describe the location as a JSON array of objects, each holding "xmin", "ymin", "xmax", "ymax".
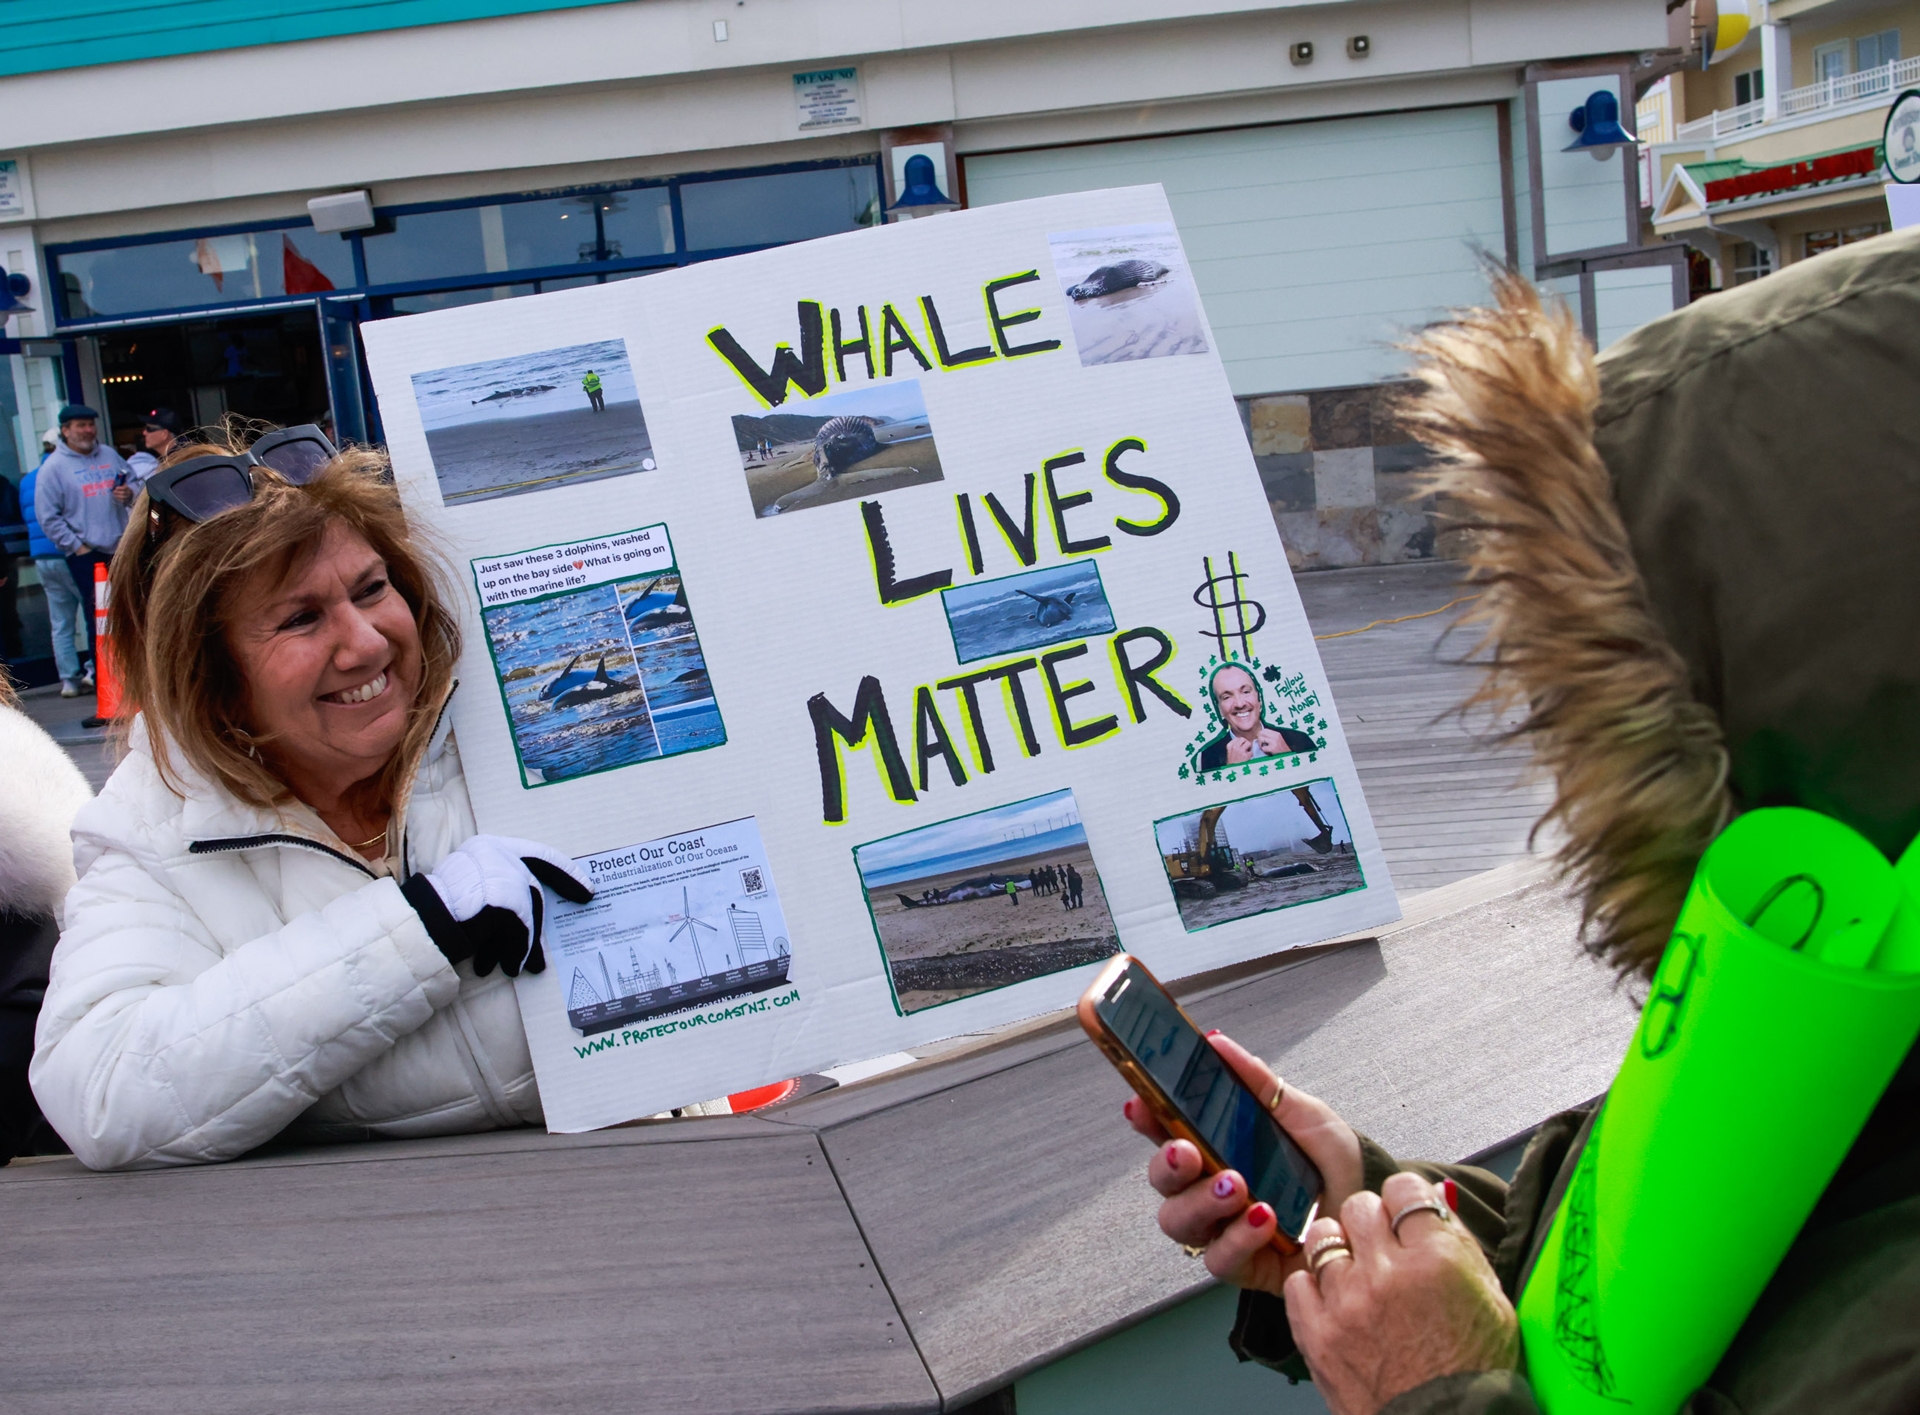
[
  {"xmin": 867, "ymin": 848, "xmax": 1119, "ymax": 1013},
  {"xmin": 1171, "ymin": 849, "xmax": 1366, "ymax": 931},
  {"xmin": 746, "ymin": 439, "xmax": 943, "ymax": 517},
  {"xmin": 427, "ymin": 401, "xmax": 654, "ymax": 505},
  {"xmin": 1065, "ymin": 281, "xmax": 1209, "ymax": 365}
]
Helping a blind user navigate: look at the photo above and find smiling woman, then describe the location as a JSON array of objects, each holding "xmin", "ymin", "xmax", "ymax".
[{"xmin": 27, "ymin": 430, "xmax": 596, "ymax": 1171}]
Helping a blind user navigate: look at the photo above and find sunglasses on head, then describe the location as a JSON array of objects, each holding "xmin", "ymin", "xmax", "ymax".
[{"xmin": 144, "ymin": 425, "xmax": 339, "ymax": 530}]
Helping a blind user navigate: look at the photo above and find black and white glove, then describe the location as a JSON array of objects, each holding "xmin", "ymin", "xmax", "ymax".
[{"xmin": 400, "ymin": 835, "xmax": 594, "ymax": 979}]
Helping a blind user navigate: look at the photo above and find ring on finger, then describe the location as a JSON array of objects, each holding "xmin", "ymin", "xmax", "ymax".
[
  {"xmin": 1179, "ymin": 1243, "xmax": 1207, "ymax": 1259},
  {"xmin": 1388, "ymin": 1197, "xmax": 1452, "ymax": 1237},
  {"xmin": 1305, "ymin": 1233, "xmax": 1353, "ymax": 1275},
  {"xmin": 1268, "ymin": 1079, "xmax": 1285, "ymax": 1112}
]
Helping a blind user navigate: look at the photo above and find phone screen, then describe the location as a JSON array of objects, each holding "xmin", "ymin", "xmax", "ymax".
[{"xmin": 1096, "ymin": 960, "xmax": 1321, "ymax": 1236}]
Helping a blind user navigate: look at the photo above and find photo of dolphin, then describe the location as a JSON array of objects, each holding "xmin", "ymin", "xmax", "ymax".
[
  {"xmin": 539, "ymin": 652, "xmax": 641, "ymax": 709},
  {"xmin": 1016, "ymin": 588, "xmax": 1077, "ymax": 626},
  {"xmin": 622, "ymin": 574, "xmax": 692, "ymax": 638}
]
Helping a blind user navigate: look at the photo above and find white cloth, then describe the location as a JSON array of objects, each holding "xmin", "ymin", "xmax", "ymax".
[
  {"xmin": 0, "ymin": 704, "xmax": 92, "ymax": 924},
  {"xmin": 30, "ymin": 707, "xmax": 544, "ymax": 1170}
]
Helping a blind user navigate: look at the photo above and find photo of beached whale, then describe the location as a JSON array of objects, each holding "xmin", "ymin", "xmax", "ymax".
[
  {"xmin": 854, "ymin": 788, "xmax": 1120, "ymax": 1015},
  {"xmin": 410, "ymin": 338, "xmax": 655, "ymax": 506},
  {"xmin": 1047, "ymin": 223, "xmax": 1210, "ymax": 367},
  {"xmin": 1153, "ymin": 778, "xmax": 1365, "ymax": 933},
  {"xmin": 942, "ymin": 559, "xmax": 1116, "ymax": 664},
  {"xmin": 479, "ymin": 566, "xmax": 724, "ymax": 786},
  {"xmin": 733, "ymin": 377, "xmax": 943, "ymax": 518}
]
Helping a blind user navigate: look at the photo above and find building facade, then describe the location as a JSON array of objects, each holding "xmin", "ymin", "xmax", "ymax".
[
  {"xmin": 1644, "ymin": 0, "xmax": 1916, "ymax": 289},
  {"xmin": 2, "ymin": 0, "xmax": 1677, "ymax": 651}
]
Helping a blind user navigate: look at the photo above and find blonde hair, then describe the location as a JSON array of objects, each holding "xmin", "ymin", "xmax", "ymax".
[
  {"xmin": 107, "ymin": 437, "xmax": 460, "ymax": 814},
  {"xmin": 1398, "ymin": 272, "xmax": 1730, "ymax": 982}
]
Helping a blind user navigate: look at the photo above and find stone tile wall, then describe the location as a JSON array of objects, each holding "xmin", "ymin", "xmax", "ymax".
[{"xmin": 1238, "ymin": 382, "xmax": 1460, "ymax": 571}]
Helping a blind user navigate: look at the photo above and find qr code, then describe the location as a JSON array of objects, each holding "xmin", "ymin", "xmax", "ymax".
[{"xmin": 740, "ymin": 867, "xmax": 765, "ymax": 895}]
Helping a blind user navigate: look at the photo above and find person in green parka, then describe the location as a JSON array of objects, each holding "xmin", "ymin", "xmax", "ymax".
[{"xmin": 1119, "ymin": 229, "xmax": 1920, "ymax": 1413}]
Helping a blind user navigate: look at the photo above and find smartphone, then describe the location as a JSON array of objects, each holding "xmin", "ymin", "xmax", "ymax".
[{"xmin": 1079, "ymin": 954, "xmax": 1321, "ymax": 1251}]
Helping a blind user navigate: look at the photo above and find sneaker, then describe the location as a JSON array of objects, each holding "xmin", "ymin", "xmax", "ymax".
[
  {"xmin": 81, "ymin": 674, "xmax": 96, "ymax": 694},
  {"xmin": 60, "ymin": 678, "xmax": 82, "ymax": 698}
]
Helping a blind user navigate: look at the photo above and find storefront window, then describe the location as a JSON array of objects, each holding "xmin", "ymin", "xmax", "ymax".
[
  {"xmin": 388, "ymin": 284, "xmax": 539, "ymax": 314},
  {"xmin": 597, "ymin": 186, "xmax": 676, "ymax": 259},
  {"xmin": 679, "ymin": 165, "xmax": 880, "ymax": 251},
  {"xmin": 362, "ymin": 196, "xmax": 604, "ymax": 285},
  {"xmin": 54, "ymin": 227, "xmax": 354, "ymax": 319}
]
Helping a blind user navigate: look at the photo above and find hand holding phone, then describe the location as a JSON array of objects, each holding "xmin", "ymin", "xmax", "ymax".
[{"xmin": 1080, "ymin": 954, "xmax": 1324, "ymax": 1252}]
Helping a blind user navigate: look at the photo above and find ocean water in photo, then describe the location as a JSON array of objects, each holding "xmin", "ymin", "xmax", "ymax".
[
  {"xmin": 411, "ymin": 338, "xmax": 640, "ymax": 429},
  {"xmin": 943, "ymin": 560, "xmax": 1114, "ymax": 662},
  {"xmin": 482, "ymin": 568, "xmax": 724, "ymax": 784}
]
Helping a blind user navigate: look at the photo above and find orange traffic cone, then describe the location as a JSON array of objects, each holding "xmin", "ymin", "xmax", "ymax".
[{"xmin": 87, "ymin": 561, "xmax": 121, "ymax": 727}]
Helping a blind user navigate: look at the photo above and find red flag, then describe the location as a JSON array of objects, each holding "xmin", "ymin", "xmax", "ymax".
[{"xmin": 283, "ymin": 234, "xmax": 335, "ymax": 295}]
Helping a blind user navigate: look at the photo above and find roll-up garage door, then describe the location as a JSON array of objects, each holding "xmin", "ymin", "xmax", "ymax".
[{"xmin": 964, "ymin": 107, "xmax": 1507, "ymax": 397}]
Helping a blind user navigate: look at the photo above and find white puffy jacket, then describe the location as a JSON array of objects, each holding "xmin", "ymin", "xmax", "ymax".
[{"xmin": 31, "ymin": 707, "xmax": 542, "ymax": 1170}]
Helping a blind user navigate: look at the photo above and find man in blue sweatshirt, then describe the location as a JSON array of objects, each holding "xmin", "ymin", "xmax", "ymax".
[
  {"xmin": 32, "ymin": 405, "xmax": 130, "ymax": 668},
  {"xmin": 20, "ymin": 443, "xmax": 91, "ymax": 698}
]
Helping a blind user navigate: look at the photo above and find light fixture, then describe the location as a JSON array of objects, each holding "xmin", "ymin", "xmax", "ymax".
[
  {"xmin": 1290, "ymin": 40, "xmax": 1314, "ymax": 66},
  {"xmin": 1347, "ymin": 34, "xmax": 1370, "ymax": 58},
  {"xmin": 0, "ymin": 271, "xmax": 33, "ymax": 316},
  {"xmin": 308, "ymin": 190, "xmax": 376, "ymax": 234},
  {"xmin": 1565, "ymin": 89, "xmax": 1638, "ymax": 159},
  {"xmin": 887, "ymin": 153, "xmax": 957, "ymax": 219}
]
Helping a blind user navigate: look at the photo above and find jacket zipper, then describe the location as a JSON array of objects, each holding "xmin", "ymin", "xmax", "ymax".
[{"xmin": 187, "ymin": 832, "xmax": 376, "ymax": 877}]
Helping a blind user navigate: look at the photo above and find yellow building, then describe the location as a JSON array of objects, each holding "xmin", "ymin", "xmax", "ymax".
[{"xmin": 1644, "ymin": 0, "xmax": 1915, "ymax": 287}]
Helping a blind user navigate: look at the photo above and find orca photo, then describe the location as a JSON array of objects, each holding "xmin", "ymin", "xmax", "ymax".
[
  {"xmin": 476, "ymin": 534, "xmax": 725, "ymax": 786},
  {"xmin": 1153, "ymin": 778, "xmax": 1365, "ymax": 932},
  {"xmin": 854, "ymin": 789, "xmax": 1120, "ymax": 1014},
  {"xmin": 1047, "ymin": 223, "xmax": 1210, "ymax": 367},
  {"xmin": 733, "ymin": 377, "xmax": 943, "ymax": 517},
  {"xmin": 410, "ymin": 338, "xmax": 655, "ymax": 506},
  {"xmin": 942, "ymin": 560, "xmax": 1116, "ymax": 663}
]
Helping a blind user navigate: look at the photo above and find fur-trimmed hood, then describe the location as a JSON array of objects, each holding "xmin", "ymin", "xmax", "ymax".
[
  {"xmin": 1402, "ymin": 232, "xmax": 1920, "ymax": 980},
  {"xmin": 0, "ymin": 704, "xmax": 92, "ymax": 924}
]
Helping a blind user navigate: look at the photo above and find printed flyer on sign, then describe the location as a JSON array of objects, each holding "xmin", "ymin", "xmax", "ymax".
[{"xmin": 362, "ymin": 184, "xmax": 1401, "ymax": 1132}]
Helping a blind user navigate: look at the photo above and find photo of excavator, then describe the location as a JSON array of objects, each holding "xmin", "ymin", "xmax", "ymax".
[{"xmin": 1162, "ymin": 805, "xmax": 1245, "ymax": 900}]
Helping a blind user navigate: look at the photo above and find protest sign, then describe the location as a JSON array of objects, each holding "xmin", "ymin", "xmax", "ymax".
[{"xmin": 362, "ymin": 185, "xmax": 1401, "ymax": 1132}]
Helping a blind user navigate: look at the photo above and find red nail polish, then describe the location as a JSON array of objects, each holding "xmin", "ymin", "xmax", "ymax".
[
  {"xmin": 1204, "ymin": 1029, "xmax": 1222, "ymax": 1037},
  {"xmin": 1164, "ymin": 1143, "xmax": 1182, "ymax": 1167},
  {"xmin": 1122, "ymin": 1098, "xmax": 1134, "ymax": 1119},
  {"xmin": 1211, "ymin": 1173, "xmax": 1235, "ymax": 1199},
  {"xmin": 1442, "ymin": 1179, "xmax": 1459, "ymax": 1213},
  {"xmin": 1247, "ymin": 1203, "xmax": 1274, "ymax": 1228}
]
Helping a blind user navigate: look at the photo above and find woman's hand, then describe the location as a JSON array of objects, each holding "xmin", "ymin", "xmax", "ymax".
[
  {"xmin": 1123, "ymin": 1031, "xmax": 1365, "ymax": 1294},
  {"xmin": 1282, "ymin": 1172, "xmax": 1519, "ymax": 1415},
  {"xmin": 401, "ymin": 835, "xmax": 594, "ymax": 978}
]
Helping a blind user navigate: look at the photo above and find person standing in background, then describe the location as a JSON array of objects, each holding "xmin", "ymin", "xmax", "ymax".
[
  {"xmin": 32, "ymin": 405, "xmax": 131, "ymax": 669},
  {"xmin": 0, "ymin": 472, "xmax": 26, "ymax": 661},
  {"xmin": 582, "ymin": 368, "xmax": 605, "ymax": 413},
  {"xmin": 124, "ymin": 408, "xmax": 181, "ymax": 490},
  {"xmin": 20, "ymin": 432, "xmax": 91, "ymax": 696}
]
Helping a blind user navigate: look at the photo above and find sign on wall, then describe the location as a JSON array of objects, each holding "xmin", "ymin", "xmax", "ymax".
[{"xmin": 362, "ymin": 186, "xmax": 1400, "ymax": 1132}]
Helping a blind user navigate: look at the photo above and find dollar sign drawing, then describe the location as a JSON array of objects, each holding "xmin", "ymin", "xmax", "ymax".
[{"xmin": 1193, "ymin": 552, "xmax": 1266, "ymax": 659}]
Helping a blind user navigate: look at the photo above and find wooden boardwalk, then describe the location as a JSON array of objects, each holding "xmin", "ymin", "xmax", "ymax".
[{"xmin": 1297, "ymin": 560, "xmax": 1557, "ymax": 894}]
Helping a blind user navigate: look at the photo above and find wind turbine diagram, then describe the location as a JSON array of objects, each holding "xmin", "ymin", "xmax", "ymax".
[{"xmin": 668, "ymin": 886, "xmax": 722, "ymax": 976}]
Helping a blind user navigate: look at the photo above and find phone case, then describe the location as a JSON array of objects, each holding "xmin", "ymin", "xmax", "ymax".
[{"xmin": 1077, "ymin": 953, "xmax": 1310, "ymax": 1252}]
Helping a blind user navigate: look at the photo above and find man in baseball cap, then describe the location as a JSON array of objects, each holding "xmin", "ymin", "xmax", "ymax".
[
  {"xmin": 125, "ymin": 407, "xmax": 182, "ymax": 490},
  {"xmin": 31, "ymin": 404, "xmax": 132, "ymax": 686}
]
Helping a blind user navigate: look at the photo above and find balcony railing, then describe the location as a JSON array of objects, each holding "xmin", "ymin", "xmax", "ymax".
[{"xmin": 1674, "ymin": 53, "xmax": 1920, "ymax": 140}]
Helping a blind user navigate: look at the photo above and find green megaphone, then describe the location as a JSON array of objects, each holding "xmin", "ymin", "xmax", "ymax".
[{"xmin": 1517, "ymin": 808, "xmax": 1920, "ymax": 1413}]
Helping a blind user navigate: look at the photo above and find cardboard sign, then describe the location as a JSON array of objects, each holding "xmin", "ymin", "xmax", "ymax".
[{"xmin": 362, "ymin": 186, "xmax": 1401, "ymax": 1132}]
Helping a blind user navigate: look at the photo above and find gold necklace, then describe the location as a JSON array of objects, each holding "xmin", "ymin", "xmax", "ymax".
[{"xmin": 349, "ymin": 826, "xmax": 389, "ymax": 851}]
